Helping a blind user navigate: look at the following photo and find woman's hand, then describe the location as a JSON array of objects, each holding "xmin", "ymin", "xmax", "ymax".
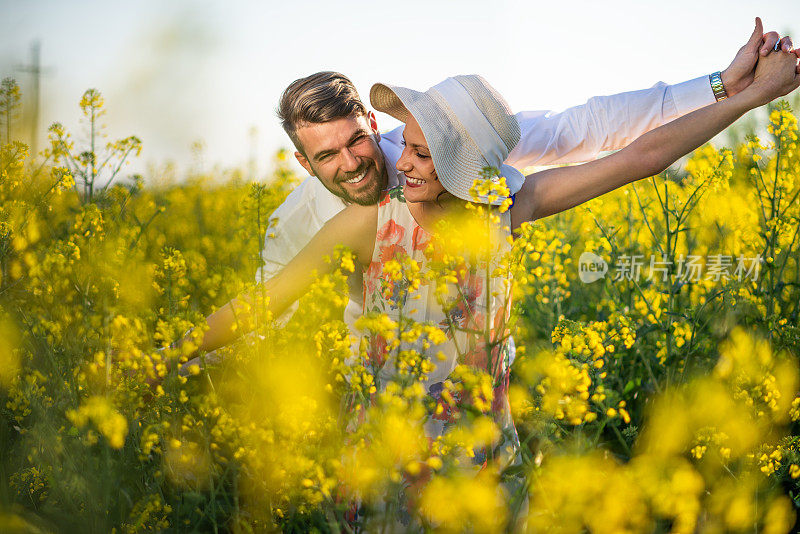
[
  {"xmin": 741, "ymin": 49, "xmax": 800, "ymax": 108},
  {"xmin": 720, "ymin": 17, "xmax": 794, "ymax": 97}
]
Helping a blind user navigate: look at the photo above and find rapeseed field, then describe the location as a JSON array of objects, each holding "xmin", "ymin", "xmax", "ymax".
[{"xmin": 2, "ymin": 79, "xmax": 800, "ymax": 532}]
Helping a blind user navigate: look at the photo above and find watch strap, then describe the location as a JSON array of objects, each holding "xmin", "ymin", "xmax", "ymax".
[{"xmin": 709, "ymin": 71, "xmax": 728, "ymax": 101}]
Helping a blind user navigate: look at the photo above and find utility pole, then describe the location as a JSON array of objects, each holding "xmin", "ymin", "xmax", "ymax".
[{"xmin": 16, "ymin": 41, "xmax": 51, "ymax": 156}]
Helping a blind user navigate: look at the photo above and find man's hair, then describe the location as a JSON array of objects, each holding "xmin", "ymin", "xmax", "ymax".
[{"xmin": 277, "ymin": 71, "xmax": 367, "ymax": 155}]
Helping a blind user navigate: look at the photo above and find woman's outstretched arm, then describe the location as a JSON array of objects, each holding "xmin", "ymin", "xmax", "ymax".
[
  {"xmin": 511, "ymin": 49, "xmax": 800, "ymax": 229},
  {"xmin": 178, "ymin": 202, "xmax": 377, "ymax": 357}
]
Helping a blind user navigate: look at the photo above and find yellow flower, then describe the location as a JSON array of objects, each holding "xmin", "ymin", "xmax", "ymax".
[
  {"xmin": 790, "ymin": 464, "xmax": 800, "ymax": 479},
  {"xmin": 66, "ymin": 396, "xmax": 128, "ymax": 449}
]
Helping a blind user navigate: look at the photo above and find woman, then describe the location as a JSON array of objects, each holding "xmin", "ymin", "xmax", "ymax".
[{"xmin": 164, "ymin": 48, "xmax": 799, "ymax": 519}]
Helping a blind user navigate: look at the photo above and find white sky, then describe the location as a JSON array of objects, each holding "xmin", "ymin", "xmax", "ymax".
[{"xmin": 1, "ymin": 0, "xmax": 799, "ymax": 180}]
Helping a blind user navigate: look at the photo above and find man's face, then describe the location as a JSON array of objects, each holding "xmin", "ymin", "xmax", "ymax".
[{"xmin": 294, "ymin": 112, "xmax": 388, "ymax": 205}]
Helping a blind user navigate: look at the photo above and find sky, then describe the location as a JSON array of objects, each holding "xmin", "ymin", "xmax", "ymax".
[{"xmin": 1, "ymin": 0, "xmax": 799, "ymax": 181}]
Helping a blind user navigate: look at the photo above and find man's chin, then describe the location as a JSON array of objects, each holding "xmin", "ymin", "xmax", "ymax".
[
  {"xmin": 346, "ymin": 183, "xmax": 383, "ymax": 206},
  {"xmin": 338, "ymin": 170, "xmax": 387, "ymax": 205}
]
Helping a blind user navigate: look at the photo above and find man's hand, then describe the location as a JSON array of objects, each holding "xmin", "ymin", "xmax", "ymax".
[{"xmin": 721, "ymin": 17, "xmax": 799, "ymax": 97}]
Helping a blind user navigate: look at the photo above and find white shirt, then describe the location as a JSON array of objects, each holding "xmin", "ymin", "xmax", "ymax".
[{"xmin": 257, "ymin": 75, "xmax": 715, "ymax": 323}]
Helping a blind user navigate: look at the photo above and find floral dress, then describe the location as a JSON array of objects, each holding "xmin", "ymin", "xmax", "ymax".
[
  {"xmin": 340, "ymin": 186, "xmax": 527, "ymax": 530},
  {"xmin": 364, "ymin": 186, "xmax": 517, "ymax": 442},
  {"xmin": 363, "ymin": 185, "xmax": 521, "ymax": 461}
]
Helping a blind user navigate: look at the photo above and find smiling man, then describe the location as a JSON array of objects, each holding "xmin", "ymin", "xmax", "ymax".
[{"xmin": 277, "ymin": 76, "xmax": 389, "ymax": 207}]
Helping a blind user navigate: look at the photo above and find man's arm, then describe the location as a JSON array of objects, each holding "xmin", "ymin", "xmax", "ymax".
[
  {"xmin": 507, "ymin": 76, "xmax": 714, "ymax": 167},
  {"xmin": 506, "ymin": 17, "xmax": 788, "ymax": 168},
  {"xmin": 511, "ymin": 49, "xmax": 800, "ymax": 228}
]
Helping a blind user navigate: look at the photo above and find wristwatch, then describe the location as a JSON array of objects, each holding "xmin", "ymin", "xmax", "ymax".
[{"xmin": 709, "ymin": 71, "xmax": 728, "ymax": 101}]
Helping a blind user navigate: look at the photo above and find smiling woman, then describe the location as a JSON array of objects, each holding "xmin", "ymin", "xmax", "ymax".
[{"xmin": 396, "ymin": 115, "xmax": 443, "ymax": 204}]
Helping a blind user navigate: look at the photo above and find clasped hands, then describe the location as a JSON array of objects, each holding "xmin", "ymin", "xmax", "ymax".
[{"xmin": 720, "ymin": 17, "xmax": 799, "ymax": 99}]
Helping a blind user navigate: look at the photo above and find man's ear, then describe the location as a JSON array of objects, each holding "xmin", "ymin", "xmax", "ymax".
[
  {"xmin": 295, "ymin": 151, "xmax": 315, "ymax": 177},
  {"xmin": 367, "ymin": 111, "xmax": 381, "ymax": 143}
]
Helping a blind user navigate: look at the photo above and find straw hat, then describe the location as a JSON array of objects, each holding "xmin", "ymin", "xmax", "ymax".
[{"xmin": 370, "ymin": 74, "xmax": 524, "ymax": 205}]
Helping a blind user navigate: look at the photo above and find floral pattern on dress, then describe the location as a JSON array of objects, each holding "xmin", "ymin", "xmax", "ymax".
[{"xmin": 358, "ymin": 187, "xmax": 519, "ymax": 449}]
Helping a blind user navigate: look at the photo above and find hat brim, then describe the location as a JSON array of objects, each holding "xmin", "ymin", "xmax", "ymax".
[{"xmin": 370, "ymin": 83, "xmax": 415, "ymax": 124}]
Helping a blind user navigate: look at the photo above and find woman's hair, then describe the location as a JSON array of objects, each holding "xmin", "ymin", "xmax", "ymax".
[
  {"xmin": 434, "ymin": 188, "xmax": 465, "ymax": 209},
  {"xmin": 277, "ymin": 72, "xmax": 367, "ymax": 156}
]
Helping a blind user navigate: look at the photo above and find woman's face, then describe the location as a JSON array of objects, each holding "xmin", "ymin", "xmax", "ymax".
[{"xmin": 396, "ymin": 114, "xmax": 446, "ymax": 203}]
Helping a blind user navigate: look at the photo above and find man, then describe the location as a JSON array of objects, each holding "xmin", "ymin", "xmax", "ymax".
[{"xmin": 174, "ymin": 18, "xmax": 795, "ymax": 368}]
